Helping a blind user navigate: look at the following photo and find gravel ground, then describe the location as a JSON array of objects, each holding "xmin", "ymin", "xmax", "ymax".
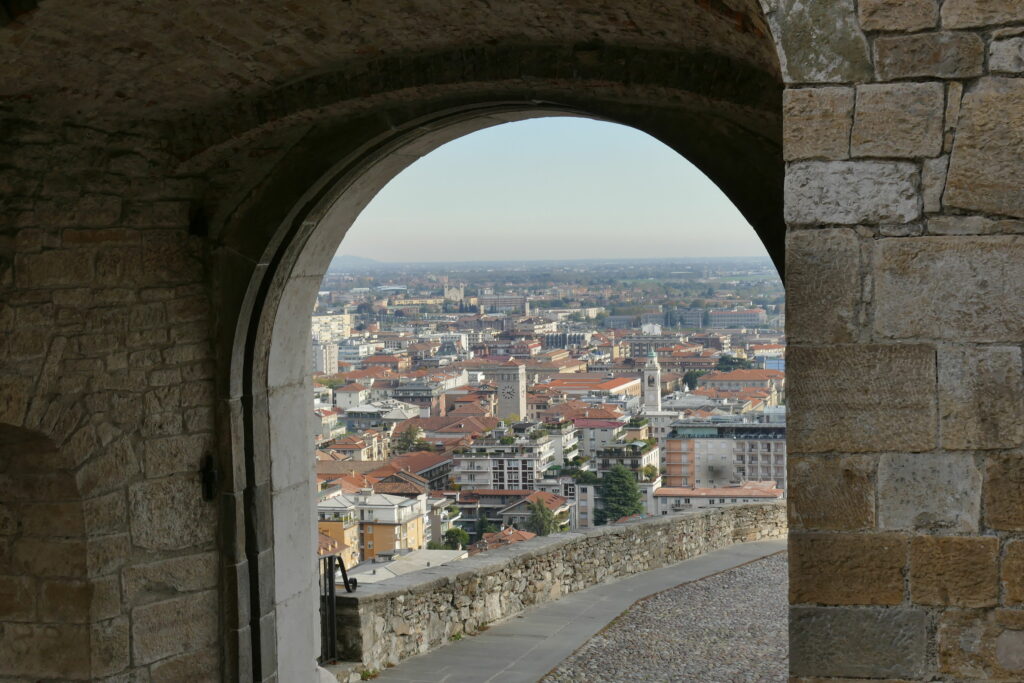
[{"xmin": 541, "ymin": 551, "xmax": 788, "ymax": 683}]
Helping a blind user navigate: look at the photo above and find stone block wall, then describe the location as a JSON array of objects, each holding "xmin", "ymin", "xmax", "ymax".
[
  {"xmin": 0, "ymin": 122, "xmax": 223, "ymax": 680},
  {"xmin": 336, "ymin": 503, "xmax": 785, "ymax": 670},
  {"xmin": 769, "ymin": 0, "xmax": 1024, "ymax": 678}
]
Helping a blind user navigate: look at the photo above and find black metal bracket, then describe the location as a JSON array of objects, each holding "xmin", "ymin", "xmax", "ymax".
[
  {"xmin": 200, "ymin": 455, "xmax": 220, "ymax": 501},
  {"xmin": 338, "ymin": 559, "xmax": 357, "ymax": 593}
]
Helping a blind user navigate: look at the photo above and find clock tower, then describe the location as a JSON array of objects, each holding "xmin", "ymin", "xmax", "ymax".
[
  {"xmin": 643, "ymin": 349, "xmax": 662, "ymax": 412},
  {"xmin": 491, "ymin": 364, "xmax": 526, "ymax": 421}
]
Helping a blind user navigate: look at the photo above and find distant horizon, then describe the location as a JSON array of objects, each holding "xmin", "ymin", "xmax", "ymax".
[
  {"xmin": 331, "ymin": 253, "xmax": 775, "ymax": 268},
  {"xmin": 333, "ymin": 118, "xmax": 771, "ymax": 263}
]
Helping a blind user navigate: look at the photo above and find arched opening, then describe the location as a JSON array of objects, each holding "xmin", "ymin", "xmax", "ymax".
[
  {"xmin": 204, "ymin": 6, "xmax": 784, "ymax": 679},
  {"xmin": 225, "ymin": 98, "xmax": 783, "ymax": 677},
  {"xmin": 0, "ymin": 424, "xmax": 118, "ymax": 680}
]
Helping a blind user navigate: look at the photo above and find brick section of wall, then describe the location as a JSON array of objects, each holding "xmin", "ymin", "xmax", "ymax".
[{"xmin": 337, "ymin": 503, "xmax": 785, "ymax": 670}]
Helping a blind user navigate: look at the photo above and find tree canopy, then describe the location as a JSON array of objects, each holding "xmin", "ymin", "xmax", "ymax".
[
  {"xmin": 524, "ymin": 500, "xmax": 558, "ymax": 536},
  {"xmin": 443, "ymin": 527, "xmax": 470, "ymax": 549},
  {"xmin": 596, "ymin": 464, "xmax": 643, "ymax": 525}
]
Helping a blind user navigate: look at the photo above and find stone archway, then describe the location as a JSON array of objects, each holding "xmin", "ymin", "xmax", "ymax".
[
  {"xmin": 220, "ymin": 102, "xmax": 783, "ymax": 679},
  {"xmin": 0, "ymin": 423, "xmax": 126, "ymax": 680}
]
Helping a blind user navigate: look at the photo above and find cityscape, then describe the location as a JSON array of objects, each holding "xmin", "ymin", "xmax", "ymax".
[{"xmin": 311, "ymin": 256, "xmax": 786, "ymax": 577}]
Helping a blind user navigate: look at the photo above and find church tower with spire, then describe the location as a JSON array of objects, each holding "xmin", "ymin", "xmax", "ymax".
[{"xmin": 643, "ymin": 348, "xmax": 662, "ymax": 412}]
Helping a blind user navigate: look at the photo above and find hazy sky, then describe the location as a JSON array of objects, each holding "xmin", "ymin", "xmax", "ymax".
[{"xmin": 337, "ymin": 117, "xmax": 770, "ymax": 263}]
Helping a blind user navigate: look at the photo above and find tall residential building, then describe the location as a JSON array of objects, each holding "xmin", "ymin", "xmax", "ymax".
[{"xmin": 312, "ymin": 340, "xmax": 339, "ymax": 374}]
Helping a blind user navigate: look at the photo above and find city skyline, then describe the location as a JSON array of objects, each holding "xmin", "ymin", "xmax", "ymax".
[{"xmin": 335, "ymin": 117, "xmax": 772, "ymax": 263}]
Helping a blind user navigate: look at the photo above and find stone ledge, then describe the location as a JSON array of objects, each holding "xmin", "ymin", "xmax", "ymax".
[{"xmin": 334, "ymin": 503, "xmax": 786, "ymax": 669}]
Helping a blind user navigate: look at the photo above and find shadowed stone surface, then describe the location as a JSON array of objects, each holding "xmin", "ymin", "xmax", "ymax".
[
  {"xmin": 1003, "ymin": 541, "xmax": 1024, "ymax": 606},
  {"xmin": 788, "ymin": 345, "xmax": 936, "ymax": 454},
  {"xmin": 984, "ymin": 455, "xmax": 1024, "ymax": 530},
  {"xmin": 910, "ymin": 536, "xmax": 999, "ymax": 608},
  {"xmin": 790, "ymin": 607, "xmax": 927, "ymax": 679},
  {"xmin": 789, "ymin": 533, "xmax": 906, "ymax": 606},
  {"xmin": 946, "ymin": 78, "xmax": 1024, "ymax": 218},
  {"xmin": 787, "ymin": 455, "xmax": 875, "ymax": 531},
  {"xmin": 939, "ymin": 345, "xmax": 1024, "ymax": 450},
  {"xmin": 784, "ymin": 229, "xmax": 860, "ymax": 343}
]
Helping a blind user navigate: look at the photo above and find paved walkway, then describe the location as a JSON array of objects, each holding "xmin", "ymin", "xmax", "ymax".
[{"xmin": 371, "ymin": 538, "xmax": 787, "ymax": 683}]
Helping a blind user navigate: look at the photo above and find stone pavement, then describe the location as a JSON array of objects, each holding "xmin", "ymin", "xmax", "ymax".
[{"xmin": 369, "ymin": 539, "xmax": 787, "ymax": 683}]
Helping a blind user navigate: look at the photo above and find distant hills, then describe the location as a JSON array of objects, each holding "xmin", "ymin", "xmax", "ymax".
[{"xmin": 329, "ymin": 254, "xmax": 379, "ymax": 271}]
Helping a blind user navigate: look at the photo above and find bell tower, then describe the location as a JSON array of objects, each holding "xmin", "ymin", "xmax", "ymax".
[{"xmin": 643, "ymin": 349, "xmax": 662, "ymax": 412}]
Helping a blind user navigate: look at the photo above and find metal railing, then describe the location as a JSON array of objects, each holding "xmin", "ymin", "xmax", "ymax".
[{"xmin": 318, "ymin": 555, "xmax": 357, "ymax": 664}]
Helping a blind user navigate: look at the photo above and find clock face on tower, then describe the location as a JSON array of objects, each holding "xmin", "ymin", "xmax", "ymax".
[{"xmin": 501, "ymin": 386, "xmax": 515, "ymax": 400}]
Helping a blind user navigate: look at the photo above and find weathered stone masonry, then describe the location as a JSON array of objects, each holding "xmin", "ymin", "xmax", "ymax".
[
  {"xmin": 775, "ymin": 0, "xmax": 1024, "ymax": 679},
  {"xmin": 1, "ymin": 0, "xmax": 1022, "ymax": 680},
  {"xmin": 339, "ymin": 503, "xmax": 786, "ymax": 671}
]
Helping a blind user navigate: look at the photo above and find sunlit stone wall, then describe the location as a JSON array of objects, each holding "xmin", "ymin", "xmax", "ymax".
[{"xmin": 772, "ymin": 0, "xmax": 1024, "ymax": 678}]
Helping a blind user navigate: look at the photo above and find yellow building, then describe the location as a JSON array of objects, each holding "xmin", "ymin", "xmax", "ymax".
[
  {"xmin": 351, "ymin": 491, "xmax": 428, "ymax": 561},
  {"xmin": 316, "ymin": 496, "xmax": 361, "ymax": 569}
]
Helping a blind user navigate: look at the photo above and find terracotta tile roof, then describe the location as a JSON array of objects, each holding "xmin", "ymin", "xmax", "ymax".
[{"xmin": 481, "ymin": 527, "xmax": 536, "ymax": 544}]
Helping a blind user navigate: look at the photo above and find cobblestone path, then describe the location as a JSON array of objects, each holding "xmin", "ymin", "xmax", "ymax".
[{"xmin": 542, "ymin": 551, "xmax": 788, "ymax": 683}]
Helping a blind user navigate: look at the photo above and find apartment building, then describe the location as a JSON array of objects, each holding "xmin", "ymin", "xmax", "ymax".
[
  {"xmin": 316, "ymin": 495, "xmax": 360, "ymax": 569},
  {"xmin": 663, "ymin": 410, "xmax": 787, "ymax": 490},
  {"xmin": 452, "ymin": 422, "xmax": 557, "ymax": 490},
  {"xmin": 352, "ymin": 490, "xmax": 429, "ymax": 561},
  {"xmin": 707, "ymin": 308, "xmax": 767, "ymax": 327},
  {"xmin": 311, "ymin": 313, "xmax": 354, "ymax": 342},
  {"xmin": 653, "ymin": 481, "xmax": 784, "ymax": 513},
  {"xmin": 312, "ymin": 340, "xmax": 339, "ymax": 374}
]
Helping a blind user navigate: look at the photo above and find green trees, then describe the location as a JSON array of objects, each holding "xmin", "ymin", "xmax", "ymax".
[
  {"xmin": 683, "ymin": 370, "xmax": 706, "ymax": 390},
  {"xmin": 596, "ymin": 464, "xmax": 643, "ymax": 525},
  {"xmin": 716, "ymin": 356, "xmax": 754, "ymax": 372},
  {"xmin": 642, "ymin": 464, "xmax": 659, "ymax": 481},
  {"xmin": 395, "ymin": 426, "xmax": 432, "ymax": 453},
  {"xmin": 443, "ymin": 527, "xmax": 470, "ymax": 549},
  {"xmin": 524, "ymin": 500, "xmax": 558, "ymax": 536}
]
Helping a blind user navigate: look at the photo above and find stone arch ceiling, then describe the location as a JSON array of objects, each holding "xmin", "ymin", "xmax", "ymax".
[{"xmin": 0, "ymin": 0, "xmax": 778, "ymax": 123}]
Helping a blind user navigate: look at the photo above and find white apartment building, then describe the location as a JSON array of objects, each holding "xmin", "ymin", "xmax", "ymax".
[
  {"xmin": 707, "ymin": 309, "xmax": 768, "ymax": 327},
  {"xmin": 338, "ymin": 341, "xmax": 378, "ymax": 364},
  {"xmin": 653, "ymin": 481, "xmax": 783, "ymax": 513},
  {"xmin": 312, "ymin": 341, "xmax": 339, "ymax": 374},
  {"xmin": 311, "ymin": 313, "xmax": 354, "ymax": 342},
  {"xmin": 453, "ymin": 422, "xmax": 557, "ymax": 491},
  {"xmin": 573, "ymin": 419, "xmax": 625, "ymax": 461}
]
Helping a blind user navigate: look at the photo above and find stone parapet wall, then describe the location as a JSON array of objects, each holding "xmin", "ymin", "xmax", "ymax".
[{"xmin": 336, "ymin": 503, "xmax": 786, "ymax": 670}]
